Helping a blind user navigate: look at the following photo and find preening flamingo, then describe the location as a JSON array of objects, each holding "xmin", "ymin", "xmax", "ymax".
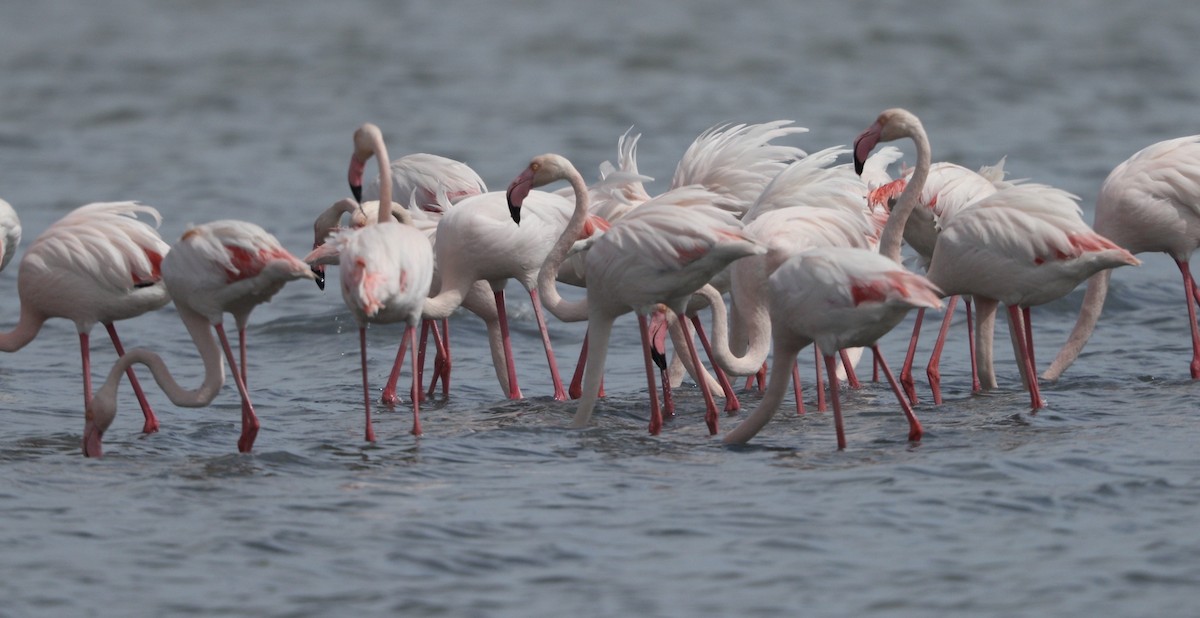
[
  {"xmin": 84, "ymin": 219, "xmax": 313, "ymax": 456},
  {"xmin": 1044, "ymin": 135, "xmax": 1200, "ymax": 381},
  {"xmin": 0, "ymin": 199, "xmax": 20, "ymax": 273},
  {"xmin": 722, "ymin": 108, "xmax": 942, "ymax": 448},
  {"xmin": 1, "ymin": 202, "xmax": 168, "ymax": 438},
  {"xmin": 507, "ymin": 154, "xmax": 766, "ymax": 435}
]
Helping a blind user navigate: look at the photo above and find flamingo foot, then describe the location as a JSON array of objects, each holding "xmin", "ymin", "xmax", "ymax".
[
  {"xmin": 899, "ymin": 370, "xmax": 919, "ymax": 407},
  {"xmin": 141, "ymin": 415, "xmax": 160, "ymax": 435},
  {"xmin": 927, "ymin": 366, "xmax": 944, "ymax": 406},
  {"xmin": 381, "ymin": 388, "xmax": 401, "ymax": 407},
  {"xmin": 365, "ymin": 425, "xmax": 377, "ymax": 443},
  {"xmin": 724, "ymin": 391, "xmax": 740, "ymax": 414}
]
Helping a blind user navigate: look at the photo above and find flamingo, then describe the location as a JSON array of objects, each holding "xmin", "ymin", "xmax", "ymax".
[
  {"xmin": 1044, "ymin": 135, "xmax": 1200, "ymax": 381},
  {"xmin": 0, "ymin": 199, "xmax": 20, "ymax": 273},
  {"xmin": 873, "ymin": 159, "xmax": 1014, "ymax": 404},
  {"xmin": 922, "ymin": 184, "xmax": 1139, "ymax": 408},
  {"xmin": 507, "ymin": 154, "xmax": 766, "ymax": 435},
  {"xmin": 84, "ymin": 219, "xmax": 313, "ymax": 456},
  {"xmin": 1, "ymin": 201, "xmax": 168, "ymax": 437},
  {"xmin": 306, "ymin": 123, "xmax": 434, "ymax": 439},
  {"xmin": 721, "ymin": 108, "xmax": 943, "ymax": 448}
]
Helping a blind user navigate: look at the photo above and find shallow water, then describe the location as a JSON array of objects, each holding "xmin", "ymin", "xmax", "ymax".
[{"xmin": 2, "ymin": 1, "xmax": 1200, "ymax": 616}]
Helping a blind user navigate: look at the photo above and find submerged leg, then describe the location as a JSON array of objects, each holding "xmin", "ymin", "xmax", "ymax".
[
  {"xmin": 215, "ymin": 324, "xmax": 260, "ymax": 453},
  {"xmin": 873, "ymin": 344, "xmax": 923, "ymax": 442},
  {"xmin": 105, "ymin": 322, "xmax": 159, "ymax": 434}
]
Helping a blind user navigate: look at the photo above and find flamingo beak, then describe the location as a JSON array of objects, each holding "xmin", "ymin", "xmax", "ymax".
[
  {"xmin": 348, "ymin": 155, "xmax": 367, "ymax": 203},
  {"xmin": 312, "ymin": 264, "xmax": 326, "ymax": 290},
  {"xmin": 82, "ymin": 420, "xmax": 103, "ymax": 458},
  {"xmin": 853, "ymin": 122, "xmax": 883, "ymax": 175},
  {"xmin": 506, "ymin": 169, "xmax": 535, "ymax": 225}
]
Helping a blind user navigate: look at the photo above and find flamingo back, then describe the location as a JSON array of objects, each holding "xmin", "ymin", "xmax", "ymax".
[{"xmin": 1093, "ymin": 135, "xmax": 1200, "ymax": 259}]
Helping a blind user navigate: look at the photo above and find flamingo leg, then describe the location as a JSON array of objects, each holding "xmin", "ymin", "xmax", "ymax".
[
  {"xmin": 424, "ymin": 320, "xmax": 450, "ymax": 399},
  {"xmin": 690, "ymin": 314, "xmax": 740, "ymax": 413},
  {"xmin": 791, "ymin": 359, "xmax": 805, "ymax": 415},
  {"xmin": 356, "ymin": 326, "xmax": 376, "ymax": 443},
  {"xmin": 822, "ymin": 354, "xmax": 847, "ymax": 451},
  {"xmin": 493, "ymin": 289, "xmax": 523, "ymax": 399},
  {"xmin": 529, "ymin": 289, "xmax": 567, "ymax": 400},
  {"xmin": 872, "ymin": 344, "xmax": 923, "ymax": 442},
  {"xmin": 381, "ymin": 331, "xmax": 409, "ymax": 407},
  {"xmin": 407, "ymin": 325, "xmax": 422, "ymax": 436},
  {"xmin": 104, "ymin": 322, "xmax": 159, "ymax": 434},
  {"xmin": 925, "ymin": 295, "xmax": 960, "ymax": 405},
  {"xmin": 899, "ymin": 307, "xmax": 925, "ymax": 405},
  {"xmin": 839, "ymin": 349, "xmax": 861, "ymax": 389},
  {"xmin": 872, "ymin": 350, "xmax": 881, "ymax": 382},
  {"xmin": 79, "ymin": 332, "xmax": 96, "ymax": 456},
  {"xmin": 215, "ymin": 324, "xmax": 260, "ymax": 452},
  {"xmin": 637, "ymin": 314, "xmax": 664, "ymax": 435},
  {"xmin": 965, "ymin": 297, "xmax": 981, "ymax": 393},
  {"xmin": 416, "ymin": 319, "xmax": 431, "ymax": 402},
  {"xmin": 569, "ymin": 331, "xmax": 588, "ymax": 400},
  {"xmin": 238, "ymin": 326, "xmax": 248, "ymax": 388},
  {"xmin": 675, "ymin": 312, "xmax": 719, "ymax": 435},
  {"xmin": 1006, "ymin": 305, "xmax": 1044, "ymax": 410},
  {"xmin": 1178, "ymin": 261, "xmax": 1200, "ymax": 379},
  {"xmin": 813, "ymin": 346, "xmax": 827, "ymax": 412}
]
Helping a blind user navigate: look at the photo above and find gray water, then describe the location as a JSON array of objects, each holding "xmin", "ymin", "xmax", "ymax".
[{"xmin": 1, "ymin": 1, "xmax": 1199, "ymax": 616}]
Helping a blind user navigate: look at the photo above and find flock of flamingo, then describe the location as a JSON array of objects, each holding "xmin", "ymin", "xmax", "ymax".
[{"xmin": 1, "ymin": 107, "xmax": 1197, "ymax": 457}]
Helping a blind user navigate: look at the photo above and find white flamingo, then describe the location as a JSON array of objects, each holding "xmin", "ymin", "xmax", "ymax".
[
  {"xmin": 1044, "ymin": 135, "xmax": 1200, "ymax": 381},
  {"xmin": 84, "ymin": 219, "xmax": 314, "ymax": 456}
]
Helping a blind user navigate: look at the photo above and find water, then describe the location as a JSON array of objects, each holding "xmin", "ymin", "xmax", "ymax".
[{"xmin": 1, "ymin": 1, "xmax": 1199, "ymax": 616}]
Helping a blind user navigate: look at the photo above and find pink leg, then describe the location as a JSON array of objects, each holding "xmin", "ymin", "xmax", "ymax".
[
  {"xmin": 1007, "ymin": 305, "xmax": 1044, "ymax": 411},
  {"xmin": 822, "ymin": 354, "xmax": 847, "ymax": 451},
  {"xmin": 569, "ymin": 331, "xmax": 587, "ymax": 400},
  {"xmin": 529, "ymin": 289, "xmax": 567, "ymax": 400},
  {"xmin": 873, "ymin": 350, "xmax": 881, "ymax": 382},
  {"xmin": 636, "ymin": 314, "xmax": 664, "ymax": 435},
  {"xmin": 814, "ymin": 346, "xmax": 827, "ymax": 412},
  {"xmin": 425, "ymin": 319, "xmax": 451, "ymax": 399},
  {"xmin": 840, "ymin": 349, "xmax": 861, "ymax": 389},
  {"xmin": 494, "ymin": 289, "xmax": 523, "ymax": 399},
  {"xmin": 1179, "ymin": 261, "xmax": 1200, "ymax": 379},
  {"xmin": 675, "ymin": 312, "xmax": 719, "ymax": 435},
  {"xmin": 407, "ymin": 325, "xmax": 422, "ymax": 436},
  {"xmin": 690, "ymin": 314, "xmax": 740, "ymax": 413},
  {"xmin": 358, "ymin": 327, "xmax": 376, "ymax": 443},
  {"xmin": 381, "ymin": 331, "xmax": 409, "ymax": 407},
  {"xmin": 215, "ymin": 324, "xmax": 259, "ymax": 453},
  {"xmin": 104, "ymin": 323, "xmax": 159, "ymax": 434},
  {"xmin": 416, "ymin": 320, "xmax": 431, "ymax": 402},
  {"xmin": 872, "ymin": 344, "xmax": 923, "ymax": 442},
  {"xmin": 899, "ymin": 308, "xmax": 925, "ymax": 405},
  {"xmin": 238, "ymin": 327, "xmax": 248, "ymax": 388},
  {"xmin": 925, "ymin": 295, "xmax": 959, "ymax": 405},
  {"xmin": 791, "ymin": 359, "xmax": 805, "ymax": 415},
  {"xmin": 965, "ymin": 298, "xmax": 981, "ymax": 393},
  {"xmin": 79, "ymin": 333, "xmax": 96, "ymax": 456}
]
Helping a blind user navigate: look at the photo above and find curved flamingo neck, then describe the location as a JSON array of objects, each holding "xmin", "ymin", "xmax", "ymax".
[
  {"xmin": 87, "ymin": 305, "xmax": 226, "ymax": 434},
  {"xmin": 313, "ymin": 198, "xmax": 360, "ymax": 247},
  {"xmin": 694, "ymin": 284, "xmax": 771, "ymax": 375},
  {"xmin": 878, "ymin": 122, "xmax": 931, "ymax": 264},
  {"xmin": 1042, "ymin": 269, "xmax": 1110, "ymax": 381},
  {"xmin": 538, "ymin": 164, "xmax": 591, "ymax": 323},
  {"xmin": 368, "ymin": 129, "xmax": 394, "ymax": 225},
  {"xmin": 421, "ymin": 284, "xmax": 468, "ymax": 320},
  {"xmin": 0, "ymin": 304, "xmax": 45, "ymax": 353}
]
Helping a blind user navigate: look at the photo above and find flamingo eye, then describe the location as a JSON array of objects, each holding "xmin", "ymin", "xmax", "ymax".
[{"xmin": 530, "ymin": 162, "xmax": 541, "ymax": 172}]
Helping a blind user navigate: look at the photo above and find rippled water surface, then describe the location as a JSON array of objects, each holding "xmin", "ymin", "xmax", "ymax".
[{"xmin": 2, "ymin": 1, "xmax": 1200, "ymax": 616}]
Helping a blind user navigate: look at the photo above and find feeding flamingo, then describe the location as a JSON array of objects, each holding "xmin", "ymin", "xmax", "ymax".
[
  {"xmin": 721, "ymin": 108, "xmax": 942, "ymax": 448},
  {"xmin": 507, "ymin": 153, "xmax": 766, "ymax": 435},
  {"xmin": 84, "ymin": 218, "xmax": 313, "ymax": 456},
  {"xmin": 1044, "ymin": 135, "xmax": 1200, "ymax": 381},
  {"xmin": 1, "ymin": 201, "xmax": 168, "ymax": 437}
]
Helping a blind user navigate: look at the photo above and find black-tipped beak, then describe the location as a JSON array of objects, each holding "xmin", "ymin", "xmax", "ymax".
[
  {"xmin": 508, "ymin": 203, "xmax": 521, "ymax": 225},
  {"xmin": 351, "ymin": 184, "xmax": 363, "ymax": 204},
  {"xmin": 312, "ymin": 265, "xmax": 326, "ymax": 290},
  {"xmin": 651, "ymin": 346, "xmax": 667, "ymax": 372}
]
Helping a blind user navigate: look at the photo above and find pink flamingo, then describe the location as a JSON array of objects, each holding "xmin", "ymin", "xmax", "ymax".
[
  {"xmin": 873, "ymin": 159, "xmax": 1013, "ymax": 404},
  {"xmin": 306, "ymin": 123, "xmax": 435, "ymax": 439},
  {"xmin": 507, "ymin": 154, "xmax": 766, "ymax": 435},
  {"xmin": 1044, "ymin": 135, "xmax": 1200, "ymax": 380},
  {"xmin": 923, "ymin": 183, "xmax": 1140, "ymax": 408},
  {"xmin": 722, "ymin": 109, "xmax": 943, "ymax": 448},
  {"xmin": 1, "ymin": 201, "xmax": 168, "ymax": 437},
  {"xmin": 0, "ymin": 199, "xmax": 19, "ymax": 273},
  {"xmin": 84, "ymin": 219, "xmax": 313, "ymax": 456}
]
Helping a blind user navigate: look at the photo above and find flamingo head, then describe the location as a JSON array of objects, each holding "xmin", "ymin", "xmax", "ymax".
[
  {"xmin": 82, "ymin": 384, "xmax": 119, "ymax": 458},
  {"xmin": 349, "ymin": 123, "xmax": 385, "ymax": 203},
  {"xmin": 506, "ymin": 154, "xmax": 574, "ymax": 225},
  {"xmin": 854, "ymin": 108, "xmax": 923, "ymax": 175}
]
